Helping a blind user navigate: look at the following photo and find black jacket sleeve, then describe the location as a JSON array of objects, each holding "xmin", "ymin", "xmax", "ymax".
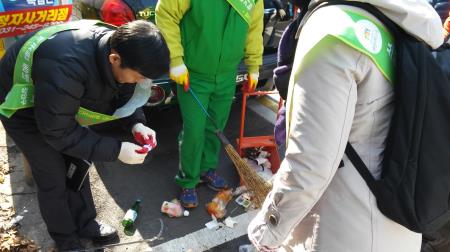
[{"xmin": 33, "ymin": 58, "xmax": 121, "ymax": 162}]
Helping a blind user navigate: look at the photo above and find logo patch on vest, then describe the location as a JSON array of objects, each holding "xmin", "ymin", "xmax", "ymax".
[{"xmin": 355, "ymin": 19, "xmax": 382, "ymax": 54}]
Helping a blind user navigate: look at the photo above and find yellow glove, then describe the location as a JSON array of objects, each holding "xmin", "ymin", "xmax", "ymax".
[
  {"xmin": 170, "ymin": 64, "xmax": 190, "ymax": 92},
  {"xmin": 244, "ymin": 72, "xmax": 259, "ymax": 93}
]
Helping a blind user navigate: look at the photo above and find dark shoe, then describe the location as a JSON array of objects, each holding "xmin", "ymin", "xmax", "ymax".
[
  {"xmin": 201, "ymin": 170, "xmax": 228, "ymax": 191},
  {"xmin": 180, "ymin": 188, "xmax": 198, "ymax": 208},
  {"xmin": 79, "ymin": 219, "xmax": 118, "ymax": 243},
  {"xmin": 56, "ymin": 238, "xmax": 85, "ymax": 251}
]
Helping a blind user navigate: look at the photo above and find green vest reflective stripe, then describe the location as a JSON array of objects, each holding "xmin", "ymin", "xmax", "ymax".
[
  {"xmin": 0, "ymin": 20, "xmax": 122, "ymax": 126},
  {"xmin": 75, "ymin": 107, "xmax": 118, "ymax": 127},
  {"xmin": 286, "ymin": 9, "xmax": 394, "ymax": 144},
  {"xmin": 226, "ymin": 0, "xmax": 255, "ymax": 25}
]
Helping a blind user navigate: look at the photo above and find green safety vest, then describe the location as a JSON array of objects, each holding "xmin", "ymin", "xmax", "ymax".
[
  {"xmin": 0, "ymin": 20, "xmax": 142, "ymax": 127},
  {"xmin": 335, "ymin": 10, "xmax": 394, "ymax": 82},
  {"xmin": 286, "ymin": 9, "xmax": 395, "ymax": 143},
  {"xmin": 226, "ymin": 0, "xmax": 255, "ymax": 25}
]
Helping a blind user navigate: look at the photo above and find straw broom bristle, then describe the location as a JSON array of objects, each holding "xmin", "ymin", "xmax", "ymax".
[{"xmin": 224, "ymin": 144, "xmax": 272, "ymax": 208}]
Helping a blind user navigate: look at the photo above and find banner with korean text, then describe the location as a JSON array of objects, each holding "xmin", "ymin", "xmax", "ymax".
[{"xmin": 0, "ymin": 0, "xmax": 72, "ymax": 38}]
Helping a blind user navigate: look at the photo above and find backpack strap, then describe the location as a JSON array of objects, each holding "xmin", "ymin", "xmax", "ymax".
[
  {"xmin": 320, "ymin": 1, "xmax": 392, "ymax": 186},
  {"xmin": 344, "ymin": 143, "xmax": 377, "ymax": 193}
]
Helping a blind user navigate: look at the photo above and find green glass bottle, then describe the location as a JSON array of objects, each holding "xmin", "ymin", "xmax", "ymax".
[{"xmin": 122, "ymin": 199, "xmax": 141, "ymax": 236}]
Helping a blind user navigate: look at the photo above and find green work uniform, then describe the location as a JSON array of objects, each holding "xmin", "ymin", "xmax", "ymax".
[{"xmin": 156, "ymin": 0, "xmax": 263, "ymax": 188}]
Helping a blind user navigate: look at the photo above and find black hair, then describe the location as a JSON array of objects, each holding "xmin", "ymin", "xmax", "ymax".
[{"xmin": 110, "ymin": 20, "xmax": 170, "ymax": 79}]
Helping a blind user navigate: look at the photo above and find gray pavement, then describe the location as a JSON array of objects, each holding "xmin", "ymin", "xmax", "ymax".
[{"xmin": 0, "ymin": 93, "xmax": 279, "ymax": 251}]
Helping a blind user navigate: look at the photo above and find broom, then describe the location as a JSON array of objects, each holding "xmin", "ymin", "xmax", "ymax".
[{"xmin": 188, "ymin": 88, "xmax": 272, "ymax": 208}]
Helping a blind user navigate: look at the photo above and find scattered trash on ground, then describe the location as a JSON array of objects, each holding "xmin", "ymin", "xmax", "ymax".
[
  {"xmin": 122, "ymin": 199, "xmax": 141, "ymax": 236},
  {"xmin": 205, "ymin": 215, "xmax": 222, "ymax": 230},
  {"xmin": 205, "ymin": 189, "xmax": 233, "ymax": 219},
  {"xmin": 161, "ymin": 199, "xmax": 189, "ymax": 217},
  {"xmin": 244, "ymin": 147, "xmax": 274, "ymax": 182},
  {"xmin": 223, "ymin": 216, "xmax": 237, "ymax": 228},
  {"xmin": 233, "ymin": 185, "xmax": 247, "ymax": 196},
  {"xmin": 233, "ymin": 185, "xmax": 258, "ymax": 210},
  {"xmin": 204, "ymin": 214, "xmax": 238, "ymax": 230},
  {"xmin": 235, "ymin": 192, "xmax": 253, "ymax": 209}
]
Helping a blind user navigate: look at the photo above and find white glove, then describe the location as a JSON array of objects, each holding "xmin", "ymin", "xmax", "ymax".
[
  {"xmin": 169, "ymin": 64, "xmax": 190, "ymax": 92},
  {"xmin": 118, "ymin": 142, "xmax": 147, "ymax": 164},
  {"xmin": 278, "ymin": 9, "xmax": 286, "ymax": 19},
  {"xmin": 131, "ymin": 123, "xmax": 157, "ymax": 146}
]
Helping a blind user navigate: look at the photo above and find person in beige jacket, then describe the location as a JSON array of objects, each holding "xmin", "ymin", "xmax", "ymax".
[{"xmin": 248, "ymin": 0, "xmax": 444, "ymax": 251}]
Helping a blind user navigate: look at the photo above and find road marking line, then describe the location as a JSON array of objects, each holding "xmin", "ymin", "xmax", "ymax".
[
  {"xmin": 256, "ymin": 95, "xmax": 280, "ymax": 113},
  {"xmin": 148, "ymin": 210, "xmax": 257, "ymax": 252},
  {"xmin": 247, "ymin": 98, "xmax": 277, "ymax": 125}
]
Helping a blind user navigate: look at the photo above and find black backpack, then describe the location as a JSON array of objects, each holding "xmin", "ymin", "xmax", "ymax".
[
  {"xmin": 322, "ymin": 1, "xmax": 450, "ymax": 233},
  {"xmin": 435, "ymin": 42, "xmax": 450, "ymax": 81}
]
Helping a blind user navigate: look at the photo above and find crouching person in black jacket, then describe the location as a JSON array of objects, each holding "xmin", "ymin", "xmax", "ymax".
[{"xmin": 0, "ymin": 20, "xmax": 170, "ymax": 250}]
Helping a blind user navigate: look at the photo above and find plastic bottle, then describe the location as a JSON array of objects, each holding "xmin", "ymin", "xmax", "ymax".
[
  {"xmin": 122, "ymin": 199, "xmax": 141, "ymax": 236},
  {"xmin": 205, "ymin": 189, "xmax": 233, "ymax": 218},
  {"xmin": 161, "ymin": 199, "xmax": 189, "ymax": 217}
]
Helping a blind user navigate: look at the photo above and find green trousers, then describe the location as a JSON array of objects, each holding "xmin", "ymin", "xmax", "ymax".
[{"xmin": 175, "ymin": 74, "xmax": 236, "ymax": 188}]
